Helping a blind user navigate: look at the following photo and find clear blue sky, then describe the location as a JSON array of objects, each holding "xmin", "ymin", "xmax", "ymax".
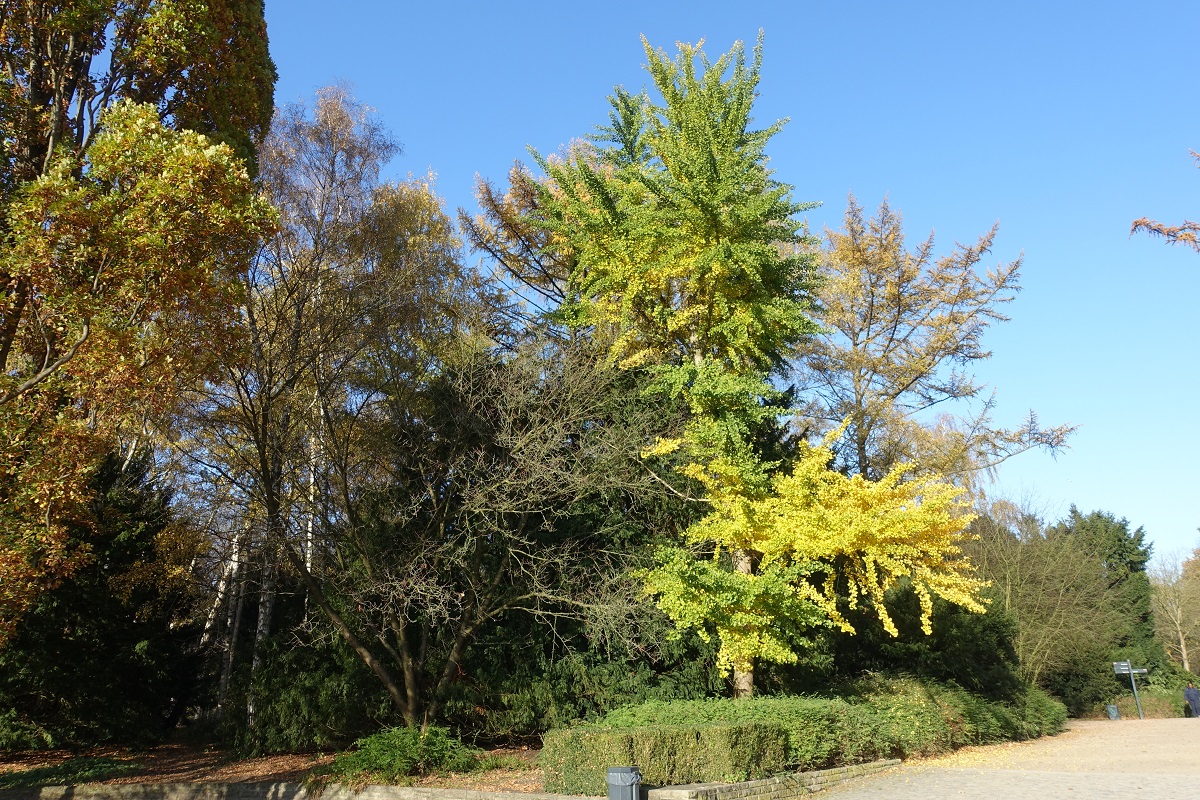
[{"xmin": 265, "ymin": 1, "xmax": 1200, "ymax": 561}]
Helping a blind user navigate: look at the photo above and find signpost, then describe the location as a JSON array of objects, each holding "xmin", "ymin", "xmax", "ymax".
[{"xmin": 1112, "ymin": 660, "xmax": 1148, "ymax": 720}]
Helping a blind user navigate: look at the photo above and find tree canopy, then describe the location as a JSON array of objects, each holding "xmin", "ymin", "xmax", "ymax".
[
  {"xmin": 533, "ymin": 36, "xmax": 988, "ymax": 696},
  {"xmin": 796, "ymin": 195, "xmax": 1072, "ymax": 485},
  {"xmin": 0, "ymin": 19, "xmax": 1171, "ymax": 751},
  {"xmin": 1132, "ymin": 150, "xmax": 1200, "ymax": 252}
]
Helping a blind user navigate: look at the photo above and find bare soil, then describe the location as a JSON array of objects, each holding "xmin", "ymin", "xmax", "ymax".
[{"xmin": 0, "ymin": 744, "xmax": 544, "ymax": 791}]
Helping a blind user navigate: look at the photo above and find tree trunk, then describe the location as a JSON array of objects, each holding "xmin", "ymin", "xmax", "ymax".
[
  {"xmin": 279, "ymin": 541, "xmax": 413, "ymax": 719},
  {"xmin": 216, "ymin": 543, "xmax": 247, "ymax": 719},
  {"xmin": 732, "ymin": 665, "xmax": 755, "ymax": 699},
  {"xmin": 246, "ymin": 550, "xmax": 277, "ymax": 730},
  {"xmin": 201, "ymin": 531, "xmax": 242, "ymax": 649},
  {"xmin": 732, "ymin": 547, "xmax": 754, "ymax": 698}
]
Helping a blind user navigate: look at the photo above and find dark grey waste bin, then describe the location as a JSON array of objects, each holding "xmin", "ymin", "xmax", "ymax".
[
  {"xmin": 607, "ymin": 766, "xmax": 641, "ymax": 800},
  {"xmin": 1106, "ymin": 704, "xmax": 1120, "ymax": 720}
]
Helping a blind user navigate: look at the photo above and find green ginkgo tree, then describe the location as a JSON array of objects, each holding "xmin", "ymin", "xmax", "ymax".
[{"xmin": 534, "ymin": 34, "xmax": 984, "ymax": 696}]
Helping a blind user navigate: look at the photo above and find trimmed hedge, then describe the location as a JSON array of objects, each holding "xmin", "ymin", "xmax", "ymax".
[
  {"xmin": 542, "ymin": 679, "xmax": 1066, "ymax": 794},
  {"xmin": 542, "ymin": 722, "xmax": 789, "ymax": 795},
  {"xmin": 601, "ymin": 696, "xmax": 887, "ymax": 769}
]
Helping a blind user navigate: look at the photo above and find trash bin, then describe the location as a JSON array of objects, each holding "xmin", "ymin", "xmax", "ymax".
[
  {"xmin": 607, "ymin": 766, "xmax": 641, "ymax": 800},
  {"xmin": 1106, "ymin": 704, "xmax": 1120, "ymax": 720}
]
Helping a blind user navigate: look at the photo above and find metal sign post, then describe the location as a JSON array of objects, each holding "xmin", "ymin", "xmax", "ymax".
[{"xmin": 1112, "ymin": 660, "xmax": 1148, "ymax": 720}]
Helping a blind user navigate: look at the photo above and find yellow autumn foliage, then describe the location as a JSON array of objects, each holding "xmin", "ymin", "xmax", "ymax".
[{"xmin": 648, "ymin": 430, "xmax": 987, "ymax": 673}]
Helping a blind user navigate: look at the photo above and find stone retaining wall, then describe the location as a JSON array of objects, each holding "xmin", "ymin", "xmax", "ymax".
[{"xmin": 1, "ymin": 760, "xmax": 900, "ymax": 800}]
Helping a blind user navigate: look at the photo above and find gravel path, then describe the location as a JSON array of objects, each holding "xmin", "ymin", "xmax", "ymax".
[{"xmin": 820, "ymin": 719, "xmax": 1200, "ymax": 799}]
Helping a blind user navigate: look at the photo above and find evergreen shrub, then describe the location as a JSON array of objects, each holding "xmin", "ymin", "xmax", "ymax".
[
  {"xmin": 309, "ymin": 726, "xmax": 479, "ymax": 786},
  {"xmin": 231, "ymin": 634, "xmax": 395, "ymax": 754},
  {"xmin": 0, "ymin": 709, "xmax": 52, "ymax": 751},
  {"xmin": 541, "ymin": 722, "xmax": 789, "ymax": 794}
]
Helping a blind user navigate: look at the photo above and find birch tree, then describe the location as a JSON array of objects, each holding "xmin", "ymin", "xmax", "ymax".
[{"xmin": 1150, "ymin": 550, "xmax": 1200, "ymax": 672}]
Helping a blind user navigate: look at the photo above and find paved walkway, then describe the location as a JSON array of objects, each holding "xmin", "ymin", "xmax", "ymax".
[{"xmin": 820, "ymin": 719, "xmax": 1200, "ymax": 799}]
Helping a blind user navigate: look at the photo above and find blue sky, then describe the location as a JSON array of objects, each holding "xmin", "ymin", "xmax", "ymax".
[{"xmin": 265, "ymin": 1, "xmax": 1200, "ymax": 560}]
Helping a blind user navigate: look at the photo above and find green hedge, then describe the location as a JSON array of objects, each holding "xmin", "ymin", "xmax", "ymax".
[
  {"xmin": 601, "ymin": 696, "xmax": 889, "ymax": 769},
  {"xmin": 542, "ymin": 679, "xmax": 1066, "ymax": 794},
  {"xmin": 541, "ymin": 722, "xmax": 789, "ymax": 794}
]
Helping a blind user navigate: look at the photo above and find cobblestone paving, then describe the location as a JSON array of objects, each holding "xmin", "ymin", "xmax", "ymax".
[{"xmin": 819, "ymin": 719, "xmax": 1200, "ymax": 800}]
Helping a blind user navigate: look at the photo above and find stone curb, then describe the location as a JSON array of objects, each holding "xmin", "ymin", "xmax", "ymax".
[
  {"xmin": 646, "ymin": 759, "xmax": 901, "ymax": 800},
  {"xmin": 0, "ymin": 760, "xmax": 901, "ymax": 800},
  {"xmin": 0, "ymin": 785, "xmax": 597, "ymax": 800}
]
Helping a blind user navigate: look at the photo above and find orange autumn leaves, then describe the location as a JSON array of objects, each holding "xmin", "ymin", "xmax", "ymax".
[{"xmin": 0, "ymin": 103, "xmax": 273, "ymax": 639}]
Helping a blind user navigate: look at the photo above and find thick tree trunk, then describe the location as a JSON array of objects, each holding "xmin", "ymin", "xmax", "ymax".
[
  {"xmin": 424, "ymin": 611, "xmax": 483, "ymax": 726},
  {"xmin": 732, "ymin": 666, "xmax": 755, "ymax": 699},
  {"xmin": 732, "ymin": 547, "xmax": 755, "ymax": 698}
]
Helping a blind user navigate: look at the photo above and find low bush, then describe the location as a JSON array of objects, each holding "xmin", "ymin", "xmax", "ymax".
[
  {"xmin": 0, "ymin": 709, "xmax": 53, "ymax": 751},
  {"xmin": 1015, "ymin": 686, "xmax": 1070, "ymax": 734},
  {"xmin": 542, "ymin": 722, "xmax": 789, "ymax": 795},
  {"xmin": 543, "ymin": 678, "xmax": 1067, "ymax": 794},
  {"xmin": 1094, "ymin": 687, "xmax": 1185, "ymax": 720},
  {"xmin": 923, "ymin": 682, "xmax": 1065, "ymax": 744},
  {"xmin": 308, "ymin": 726, "xmax": 479, "ymax": 787}
]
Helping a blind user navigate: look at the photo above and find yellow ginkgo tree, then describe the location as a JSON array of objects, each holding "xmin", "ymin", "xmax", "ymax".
[
  {"xmin": 645, "ymin": 429, "xmax": 985, "ymax": 682},
  {"xmin": 533, "ymin": 34, "xmax": 985, "ymax": 696}
]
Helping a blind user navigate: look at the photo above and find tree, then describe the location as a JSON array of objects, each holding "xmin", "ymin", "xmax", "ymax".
[
  {"xmin": 968, "ymin": 501, "xmax": 1127, "ymax": 688},
  {"xmin": 796, "ymin": 196, "xmax": 1073, "ymax": 484},
  {"xmin": 1047, "ymin": 506, "xmax": 1160, "ymax": 661},
  {"xmin": 1132, "ymin": 150, "xmax": 1200, "ymax": 251},
  {"xmin": 459, "ymin": 163, "xmax": 573, "ymax": 338},
  {"xmin": 968, "ymin": 502, "xmax": 1167, "ymax": 713},
  {"xmin": 176, "ymin": 86, "xmax": 476, "ymax": 728},
  {"xmin": 533, "ymin": 36, "xmax": 985, "ymax": 697},
  {"xmin": 0, "ymin": 451, "xmax": 204, "ymax": 746},
  {"xmin": 1149, "ymin": 549, "xmax": 1200, "ymax": 673},
  {"xmin": 0, "ymin": 2, "xmax": 275, "ymax": 640},
  {"xmin": 643, "ymin": 433, "xmax": 985, "ymax": 682},
  {"xmin": 0, "ymin": 103, "xmax": 273, "ymax": 641},
  {"xmin": 533, "ymin": 34, "xmax": 819, "ymax": 697},
  {"xmin": 0, "ymin": 1, "xmax": 274, "ymax": 180},
  {"xmin": 535, "ymin": 37, "xmax": 819, "ymax": 375},
  {"xmin": 311, "ymin": 340, "xmax": 670, "ymax": 727}
]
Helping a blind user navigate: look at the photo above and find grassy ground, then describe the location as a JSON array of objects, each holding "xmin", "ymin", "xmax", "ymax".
[{"xmin": 0, "ymin": 757, "xmax": 142, "ymax": 789}]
